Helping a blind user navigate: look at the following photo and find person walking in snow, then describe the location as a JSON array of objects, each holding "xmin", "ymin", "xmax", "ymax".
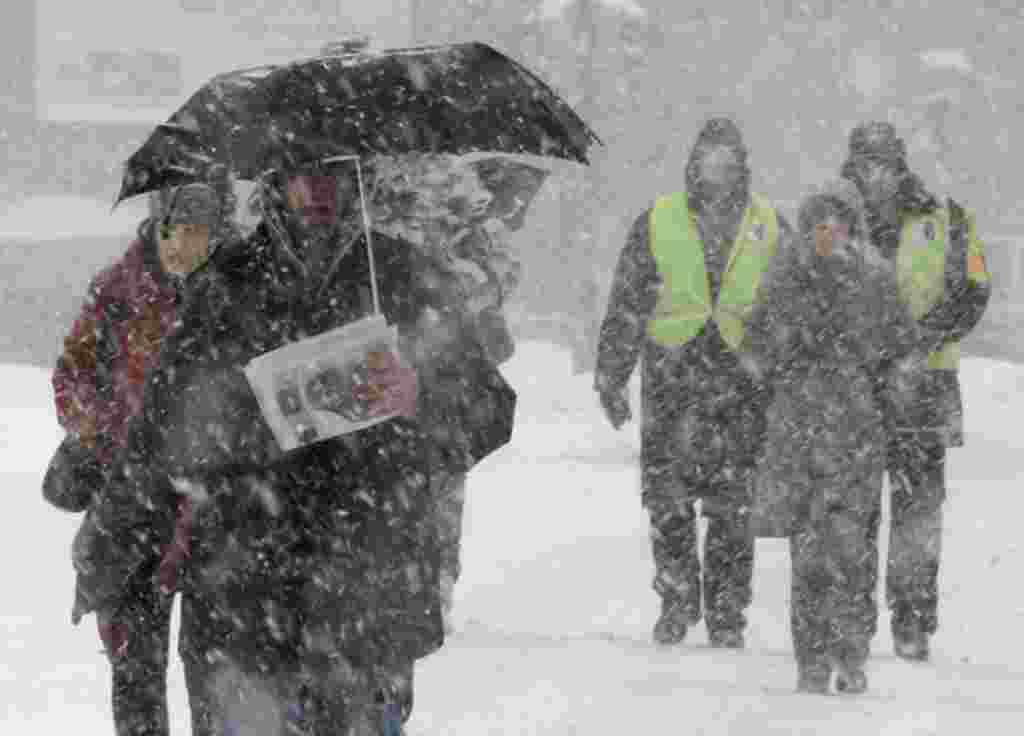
[
  {"xmin": 745, "ymin": 179, "xmax": 924, "ymax": 694},
  {"xmin": 426, "ymin": 217, "xmax": 521, "ymax": 633},
  {"xmin": 71, "ymin": 158, "xmax": 515, "ymax": 736},
  {"xmin": 46, "ymin": 180, "xmax": 235, "ymax": 736},
  {"xmin": 838, "ymin": 122, "xmax": 991, "ymax": 662},
  {"xmin": 593, "ymin": 117, "xmax": 794, "ymax": 648}
]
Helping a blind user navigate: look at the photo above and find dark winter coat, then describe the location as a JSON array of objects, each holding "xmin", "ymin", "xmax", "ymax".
[
  {"xmin": 745, "ymin": 189, "xmax": 922, "ymax": 535},
  {"xmin": 74, "ymin": 222, "xmax": 516, "ymax": 676},
  {"xmin": 595, "ymin": 121, "xmax": 794, "ymax": 507}
]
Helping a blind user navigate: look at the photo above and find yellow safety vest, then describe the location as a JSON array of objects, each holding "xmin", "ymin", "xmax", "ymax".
[
  {"xmin": 897, "ymin": 207, "xmax": 990, "ymax": 370},
  {"xmin": 647, "ymin": 192, "xmax": 779, "ymax": 349}
]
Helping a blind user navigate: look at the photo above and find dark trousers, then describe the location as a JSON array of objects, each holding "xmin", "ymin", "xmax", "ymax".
[
  {"xmin": 110, "ymin": 579, "xmax": 211, "ymax": 736},
  {"xmin": 110, "ymin": 577, "xmax": 172, "ymax": 736},
  {"xmin": 434, "ymin": 471, "xmax": 467, "ymax": 594},
  {"xmin": 886, "ymin": 437, "xmax": 946, "ymax": 636},
  {"xmin": 644, "ymin": 495, "xmax": 754, "ymax": 633},
  {"xmin": 179, "ymin": 572, "xmax": 420, "ymax": 734},
  {"xmin": 790, "ymin": 496, "xmax": 881, "ymax": 674}
]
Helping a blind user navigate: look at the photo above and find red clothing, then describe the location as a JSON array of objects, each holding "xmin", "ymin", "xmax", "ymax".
[{"xmin": 53, "ymin": 238, "xmax": 179, "ymax": 462}]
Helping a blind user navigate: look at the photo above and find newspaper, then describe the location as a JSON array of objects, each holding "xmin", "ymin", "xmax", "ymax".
[{"xmin": 243, "ymin": 314, "xmax": 400, "ymax": 453}]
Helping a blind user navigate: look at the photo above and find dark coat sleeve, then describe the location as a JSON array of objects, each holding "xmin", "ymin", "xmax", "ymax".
[
  {"xmin": 594, "ymin": 210, "xmax": 660, "ymax": 390},
  {"xmin": 917, "ymin": 200, "xmax": 991, "ymax": 349},
  {"xmin": 738, "ymin": 214, "xmax": 801, "ymax": 380},
  {"xmin": 917, "ymin": 282, "xmax": 990, "ymax": 348}
]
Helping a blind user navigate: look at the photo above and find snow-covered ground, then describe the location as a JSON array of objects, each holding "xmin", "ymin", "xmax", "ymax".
[{"xmin": 4, "ymin": 343, "xmax": 1023, "ymax": 734}]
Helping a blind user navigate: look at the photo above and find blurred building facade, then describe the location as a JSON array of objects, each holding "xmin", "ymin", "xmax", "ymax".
[{"xmin": 0, "ymin": 0, "xmax": 414, "ymax": 205}]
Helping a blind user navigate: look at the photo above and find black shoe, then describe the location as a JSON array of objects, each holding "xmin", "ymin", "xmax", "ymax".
[
  {"xmin": 708, "ymin": 628, "xmax": 745, "ymax": 649},
  {"xmin": 796, "ymin": 665, "xmax": 830, "ymax": 694},
  {"xmin": 893, "ymin": 627, "xmax": 930, "ymax": 662},
  {"xmin": 652, "ymin": 600, "xmax": 692, "ymax": 646},
  {"xmin": 834, "ymin": 665, "xmax": 868, "ymax": 695}
]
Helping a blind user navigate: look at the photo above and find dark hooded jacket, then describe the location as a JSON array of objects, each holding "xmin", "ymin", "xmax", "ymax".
[
  {"xmin": 73, "ymin": 219, "xmax": 516, "ymax": 675},
  {"xmin": 594, "ymin": 119, "xmax": 794, "ymax": 506},
  {"xmin": 744, "ymin": 180, "xmax": 923, "ymax": 534},
  {"xmin": 840, "ymin": 147, "xmax": 990, "ymax": 447}
]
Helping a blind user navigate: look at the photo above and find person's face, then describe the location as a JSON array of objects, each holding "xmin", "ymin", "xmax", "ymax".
[
  {"xmin": 814, "ymin": 218, "xmax": 851, "ymax": 258},
  {"xmin": 158, "ymin": 223, "xmax": 211, "ymax": 275},
  {"xmin": 695, "ymin": 145, "xmax": 744, "ymax": 202},
  {"xmin": 856, "ymin": 159, "xmax": 903, "ymax": 209}
]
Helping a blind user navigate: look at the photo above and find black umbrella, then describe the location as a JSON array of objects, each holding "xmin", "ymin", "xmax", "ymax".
[{"xmin": 115, "ymin": 42, "xmax": 601, "ymax": 206}]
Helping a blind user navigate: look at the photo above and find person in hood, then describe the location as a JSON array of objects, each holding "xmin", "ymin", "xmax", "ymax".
[
  {"xmin": 71, "ymin": 159, "xmax": 515, "ymax": 736},
  {"xmin": 48, "ymin": 180, "xmax": 235, "ymax": 736},
  {"xmin": 594, "ymin": 118, "xmax": 794, "ymax": 648},
  {"xmin": 839, "ymin": 121, "xmax": 991, "ymax": 662},
  {"xmin": 426, "ymin": 219, "xmax": 521, "ymax": 633},
  {"xmin": 745, "ymin": 179, "xmax": 925, "ymax": 694}
]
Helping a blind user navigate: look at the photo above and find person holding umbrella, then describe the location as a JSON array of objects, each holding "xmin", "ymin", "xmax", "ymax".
[
  {"xmin": 72, "ymin": 42, "xmax": 593, "ymax": 733},
  {"xmin": 594, "ymin": 117, "xmax": 794, "ymax": 648},
  {"xmin": 838, "ymin": 121, "xmax": 991, "ymax": 662},
  {"xmin": 72, "ymin": 153, "xmax": 516, "ymax": 735},
  {"xmin": 47, "ymin": 179, "xmax": 235, "ymax": 736}
]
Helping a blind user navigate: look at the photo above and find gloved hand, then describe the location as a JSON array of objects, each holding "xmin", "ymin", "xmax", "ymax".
[
  {"xmin": 355, "ymin": 350, "xmax": 419, "ymax": 419},
  {"xmin": 595, "ymin": 374, "xmax": 632, "ymax": 430},
  {"xmin": 97, "ymin": 609, "xmax": 129, "ymax": 659}
]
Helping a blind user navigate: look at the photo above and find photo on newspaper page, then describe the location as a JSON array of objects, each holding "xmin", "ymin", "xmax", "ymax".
[{"xmin": 243, "ymin": 314, "xmax": 400, "ymax": 453}]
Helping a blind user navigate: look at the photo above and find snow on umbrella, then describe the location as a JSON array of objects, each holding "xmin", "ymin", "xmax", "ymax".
[{"xmin": 114, "ymin": 42, "xmax": 600, "ymax": 206}]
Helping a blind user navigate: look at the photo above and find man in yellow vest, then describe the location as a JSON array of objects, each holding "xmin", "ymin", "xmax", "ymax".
[
  {"xmin": 839, "ymin": 121, "xmax": 991, "ymax": 662},
  {"xmin": 594, "ymin": 118, "xmax": 794, "ymax": 648}
]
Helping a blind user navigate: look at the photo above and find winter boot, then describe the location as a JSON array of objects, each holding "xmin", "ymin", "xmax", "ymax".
[
  {"xmin": 707, "ymin": 627, "xmax": 745, "ymax": 649},
  {"xmin": 892, "ymin": 605, "xmax": 932, "ymax": 662},
  {"xmin": 796, "ymin": 663, "xmax": 831, "ymax": 695},
  {"xmin": 652, "ymin": 597, "xmax": 693, "ymax": 646},
  {"xmin": 833, "ymin": 665, "xmax": 868, "ymax": 695},
  {"xmin": 893, "ymin": 627, "xmax": 930, "ymax": 662}
]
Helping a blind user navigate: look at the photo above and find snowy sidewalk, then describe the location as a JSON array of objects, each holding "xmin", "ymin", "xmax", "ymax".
[{"xmin": 5, "ymin": 347, "xmax": 1024, "ymax": 735}]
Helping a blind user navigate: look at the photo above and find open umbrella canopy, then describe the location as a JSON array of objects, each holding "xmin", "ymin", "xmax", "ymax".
[{"xmin": 116, "ymin": 42, "xmax": 600, "ymax": 206}]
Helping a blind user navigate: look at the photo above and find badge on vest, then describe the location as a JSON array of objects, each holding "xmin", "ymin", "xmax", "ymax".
[
  {"xmin": 912, "ymin": 220, "xmax": 936, "ymax": 248},
  {"xmin": 750, "ymin": 223, "xmax": 766, "ymax": 242}
]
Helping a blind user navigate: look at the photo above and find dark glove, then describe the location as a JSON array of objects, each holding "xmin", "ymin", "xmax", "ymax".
[{"xmin": 595, "ymin": 375, "xmax": 632, "ymax": 430}]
